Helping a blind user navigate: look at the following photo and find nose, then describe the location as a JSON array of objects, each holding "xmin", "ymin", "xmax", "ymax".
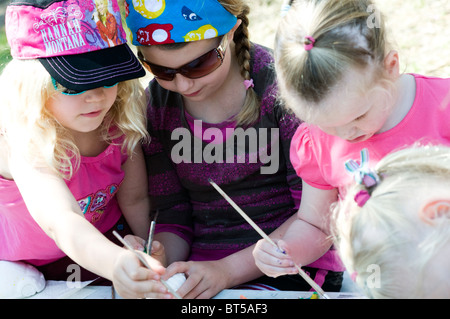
[
  {"xmin": 172, "ymin": 74, "xmax": 194, "ymax": 93},
  {"xmin": 84, "ymin": 87, "xmax": 107, "ymax": 102}
]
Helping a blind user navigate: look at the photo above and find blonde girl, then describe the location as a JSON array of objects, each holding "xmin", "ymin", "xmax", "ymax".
[
  {"xmin": 334, "ymin": 145, "xmax": 450, "ymax": 298},
  {"xmin": 252, "ymin": 0, "xmax": 450, "ymax": 281},
  {"xmin": 0, "ymin": 0, "xmax": 171, "ymax": 299}
]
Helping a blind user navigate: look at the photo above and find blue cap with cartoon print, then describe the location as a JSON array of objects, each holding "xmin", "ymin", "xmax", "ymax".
[{"xmin": 124, "ymin": 0, "xmax": 237, "ymax": 45}]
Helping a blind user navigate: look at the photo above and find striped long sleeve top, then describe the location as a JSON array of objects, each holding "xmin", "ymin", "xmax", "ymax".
[{"xmin": 143, "ymin": 44, "xmax": 302, "ymax": 261}]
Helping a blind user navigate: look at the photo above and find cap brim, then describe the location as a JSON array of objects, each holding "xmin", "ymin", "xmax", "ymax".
[{"xmin": 39, "ymin": 44, "xmax": 145, "ymax": 91}]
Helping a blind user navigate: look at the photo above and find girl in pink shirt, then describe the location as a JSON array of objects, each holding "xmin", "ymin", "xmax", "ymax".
[
  {"xmin": 0, "ymin": 0, "xmax": 170, "ymax": 299},
  {"xmin": 252, "ymin": 0, "xmax": 450, "ymax": 281}
]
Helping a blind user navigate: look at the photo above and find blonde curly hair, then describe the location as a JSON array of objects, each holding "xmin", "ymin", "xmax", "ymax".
[{"xmin": 0, "ymin": 59, "xmax": 148, "ymax": 179}]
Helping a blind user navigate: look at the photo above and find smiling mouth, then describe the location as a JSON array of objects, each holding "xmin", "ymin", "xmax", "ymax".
[{"xmin": 183, "ymin": 89, "xmax": 201, "ymax": 97}]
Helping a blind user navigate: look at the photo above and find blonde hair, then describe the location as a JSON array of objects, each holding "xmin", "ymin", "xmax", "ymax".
[
  {"xmin": 275, "ymin": 0, "xmax": 390, "ymax": 121},
  {"xmin": 333, "ymin": 145, "xmax": 450, "ymax": 298},
  {"xmin": 0, "ymin": 59, "xmax": 148, "ymax": 179}
]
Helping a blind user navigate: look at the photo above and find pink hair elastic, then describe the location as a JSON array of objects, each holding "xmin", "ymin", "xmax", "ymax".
[
  {"xmin": 354, "ymin": 190, "xmax": 371, "ymax": 207},
  {"xmin": 304, "ymin": 36, "xmax": 316, "ymax": 51},
  {"xmin": 244, "ymin": 79, "xmax": 254, "ymax": 90}
]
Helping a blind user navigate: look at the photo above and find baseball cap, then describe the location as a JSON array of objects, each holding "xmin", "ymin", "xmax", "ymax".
[
  {"xmin": 125, "ymin": 0, "xmax": 238, "ymax": 46},
  {"xmin": 5, "ymin": 0, "xmax": 145, "ymax": 91}
]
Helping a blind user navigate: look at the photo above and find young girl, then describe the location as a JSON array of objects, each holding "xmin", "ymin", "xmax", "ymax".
[
  {"xmin": 0, "ymin": 0, "xmax": 171, "ymax": 299},
  {"xmin": 124, "ymin": 0, "xmax": 343, "ymax": 298},
  {"xmin": 334, "ymin": 145, "xmax": 450, "ymax": 298},
  {"xmin": 252, "ymin": 0, "xmax": 450, "ymax": 281}
]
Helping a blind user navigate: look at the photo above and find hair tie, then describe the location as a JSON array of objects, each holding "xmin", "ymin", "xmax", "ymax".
[
  {"xmin": 244, "ymin": 79, "xmax": 254, "ymax": 90},
  {"xmin": 304, "ymin": 36, "xmax": 316, "ymax": 51},
  {"xmin": 354, "ymin": 190, "xmax": 371, "ymax": 207},
  {"xmin": 345, "ymin": 148, "xmax": 380, "ymax": 207}
]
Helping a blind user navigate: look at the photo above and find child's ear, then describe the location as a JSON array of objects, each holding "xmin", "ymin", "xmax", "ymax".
[
  {"xmin": 383, "ymin": 50, "xmax": 400, "ymax": 78},
  {"xmin": 420, "ymin": 200, "xmax": 450, "ymax": 224},
  {"xmin": 228, "ymin": 19, "xmax": 242, "ymax": 40}
]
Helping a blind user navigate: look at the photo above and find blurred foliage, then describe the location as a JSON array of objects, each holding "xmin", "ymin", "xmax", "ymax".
[
  {"xmin": 0, "ymin": 34, "xmax": 11, "ymax": 72},
  {"xmin": 0, "ymin": 0, "xmax": 10, "ymax": 72}
]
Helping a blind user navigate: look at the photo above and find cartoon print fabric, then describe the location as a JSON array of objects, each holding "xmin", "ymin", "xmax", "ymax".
[
  {"xmin": 6, "ymin": 0, "xmax": 127, "ymax": 59},
  {"xmin": 124, "ymin": 0, "xmax": 237, "ymax": 45}
]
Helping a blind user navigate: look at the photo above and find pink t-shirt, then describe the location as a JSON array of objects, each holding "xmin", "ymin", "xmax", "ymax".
[
  {"xmin": 0, "ymin": 142, "xmax": 128, "ymax": 266},
  {"xmin": 291, "ymin": 74, "xmax": 450, "ymax": 192}
]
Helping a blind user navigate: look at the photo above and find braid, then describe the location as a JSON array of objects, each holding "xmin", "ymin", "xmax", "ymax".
[
  {"xmin": 233, "ymin": 6, "xmax": 252, "ymax": 82},
  {"xmin": 223, "ymin": 2, "xmax": 260, "ymax": 127}
]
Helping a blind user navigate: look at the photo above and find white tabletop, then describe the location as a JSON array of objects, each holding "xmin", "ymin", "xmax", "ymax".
[{"xmin": 25, "ymin": 280, "xmax": 365, "ymax": 299}]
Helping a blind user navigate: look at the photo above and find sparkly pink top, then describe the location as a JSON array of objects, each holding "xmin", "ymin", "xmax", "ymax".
[{"xmin": 0, "ymin": 142, "xmax": 128, "ymax": 266}]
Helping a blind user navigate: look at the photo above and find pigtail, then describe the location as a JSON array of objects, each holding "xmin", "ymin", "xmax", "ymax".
[
  {"xmin": 275, "ymin": 0, "xmax": 390, "ymax": 121},
  {"xmin": 225, "ymin": 2, "xmax": 260, "ymax": 127}
]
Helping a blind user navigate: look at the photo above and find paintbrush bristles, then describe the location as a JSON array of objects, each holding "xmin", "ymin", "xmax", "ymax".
[{"xmin": 294, "ymin": 265, "xmax": 330, "ymax": 299}]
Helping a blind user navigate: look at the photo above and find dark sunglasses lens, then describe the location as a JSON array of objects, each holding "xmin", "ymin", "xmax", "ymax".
[
  {"xmin": 139, "ymin": 47, "xmax": 222, "ymax": 81},
  {"xmin": 182, "ymin": 49, "xmax": 222, "ymax": 79},
  {"xmin": 148, "ymin": 63, "xmax": 176, "ymax": 81}
]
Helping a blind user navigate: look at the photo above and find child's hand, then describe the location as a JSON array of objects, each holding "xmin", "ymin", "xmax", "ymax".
[
  {"xmin": 124, "ymin": 234, "xmax": 146, "ymax": 251},
  {"xmin": 148, "ymin": 240, "xmax": 167, "ymax": 266},
  {"xmin": 252, "ymin": 239, "xmax": 298, "ymax": 278},
  {"xmin": 112, "ymin": 249, "xmax": 173, "ymax": 299},
  {"xmin": 163, "ymin": 260, "xmax": 229, "ymax": 299},
  {"xmin": 123, "ymin": 235, "xmax": 166, "ymax": 266}
]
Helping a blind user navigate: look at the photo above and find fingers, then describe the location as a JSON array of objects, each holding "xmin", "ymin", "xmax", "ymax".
[
  {"xmin": 169, "ymin": 269, "xmax": 212, "ymax": 299},
  {"xmin": 123, "ymin": 234, "xmax": 146, "ymax": 251},
  {"xmin": 164, "ymin": 261, "xmax": 188, "ymax": 279},
  {"xmin": 163, "ymin": 261, "xmax": 227, "ymax": 299},
  {"xmin": 114, "ymin": 269, "xmax": 171, "ymax": 299},
  {"xmin": 142, "ymin": 251, "xmax": 166, "ymax": 275},
  {"xmin": 252, "ymin": 239, "xmax": 298, "ymax": 277},
  {"xmin": 150, "ymin": 241, "xmax": 167, "ymax": 265},
  {"xmin": 113, "ymin": 250, "xmax": 173, "ymax": 299}
]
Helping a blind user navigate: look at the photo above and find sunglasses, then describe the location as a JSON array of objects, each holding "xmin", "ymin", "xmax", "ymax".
[
  {"xmin": 138, "ymin": 35, "xmax": 229, "ymax": 81},
  {"xmin": 52, "ymin": 78, "xmax": 118, "ymax": 96}
]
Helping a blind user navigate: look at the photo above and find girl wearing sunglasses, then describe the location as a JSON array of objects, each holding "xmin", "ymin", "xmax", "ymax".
[
  {"xmin": 0, "ymin": 0, "xmax": 173, "ymax": 299},
  {"xmin": 125, "ymin": 0, "xmax": 344, "ymax": 299}
]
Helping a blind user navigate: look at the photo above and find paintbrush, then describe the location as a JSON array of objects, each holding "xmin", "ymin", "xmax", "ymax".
[
  {"xmin": 112, "ymin": 230, "xmax": 182, "ymax": 299},
  {"xmin": 208, "ymin": 178, "xmax": 331, "ymax": 299}
]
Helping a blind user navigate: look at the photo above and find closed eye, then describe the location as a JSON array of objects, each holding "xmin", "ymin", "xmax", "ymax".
[{"xmin": 354, "ymin": 113, "xmax": 367, "ymax": 121}]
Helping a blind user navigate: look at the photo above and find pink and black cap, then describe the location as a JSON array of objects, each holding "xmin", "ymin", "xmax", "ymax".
[{"xmin": 5, "ymin": 0, "xmax": 145, "ymax": 91}]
